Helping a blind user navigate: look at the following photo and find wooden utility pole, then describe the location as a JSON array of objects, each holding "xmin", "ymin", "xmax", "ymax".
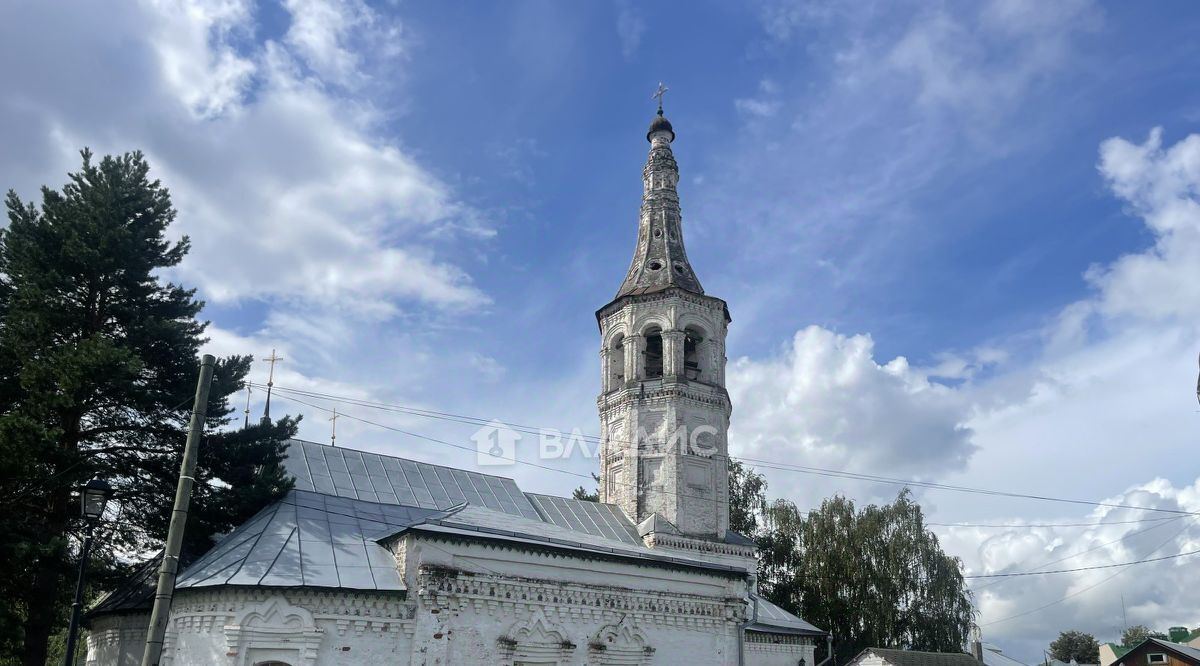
[{"xmin": 140, "ymin": 354, "xmax": 215, "ymax": 666}]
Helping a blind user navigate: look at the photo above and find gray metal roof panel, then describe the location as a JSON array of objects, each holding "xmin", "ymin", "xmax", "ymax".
[
  {"xmin": 524, "ymin": 493, "xmax": 641, "ymax": 545},
  {"xmin": 282, "ymin": 440, "xmax": 539, "ymax": 519},
  {"xmin": 855, "ymin": 649, "xmax": 980, "ymax": 666},
  {"xmin": 748, "ymin": 597, "xmax": 827, "ymax": 636},
  {"xmin": 175, "ymin": 489, "xmax": 444, "ymax": 592}
]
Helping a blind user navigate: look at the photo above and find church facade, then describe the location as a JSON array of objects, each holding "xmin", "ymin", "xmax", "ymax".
[{"xmin": 86, "ymin": 107, "xmax": 825, "ymax": 666}]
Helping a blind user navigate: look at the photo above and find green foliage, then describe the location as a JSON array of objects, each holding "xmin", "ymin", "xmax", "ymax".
[
  {"xmin": 1120, "ymin": 625, "xmax": 1167, "ymax": 648},
  {"xmin": 0, "ymin": 150, "xmax": 296, "ymax": 665},
  {"xmin": 1050, "ymin": 631, "xmax": 1100, "ymax": 664},
  {"xmin": 729, "ymin": 465, "xmax": 973, "ymax": 665},
  {"xmin": 572, "ymin": 473, "xmax": 601, "ymax": 502},
  {"xmin": 728, "ymin": 460, "xmax": 767, "ymax": 536}
]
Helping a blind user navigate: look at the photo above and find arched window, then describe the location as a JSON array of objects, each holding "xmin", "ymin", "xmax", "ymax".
[
  {"xmin": 643, "ymin": 327, "xmax": 663, "ymax": 379},
  {"xmin": 683, "ymin": 326, "xmax": 705, "ymax": 381},
  {"xmin": 609, "ymin": 334, "xmax": 626, "ymax": 388}
]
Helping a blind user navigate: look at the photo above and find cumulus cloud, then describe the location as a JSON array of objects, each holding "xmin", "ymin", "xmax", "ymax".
[
  {"xmin": 949, "ymin": 127, "xmax": 1200, "ymax": 651},
  {"xmin": 1087, "ymin": 129, "xmax": 1200, "ymax": 322},
  {"xmin": 0, "ymin": 0, "xmax": 487, "ymax": 317},
  {"xmin": 939, "ymin": 478, "xmax": 1200, "ymax": 656},
  {"xmin": 728, "ymin": 326, "xmax": 975, "ymax": 504}
]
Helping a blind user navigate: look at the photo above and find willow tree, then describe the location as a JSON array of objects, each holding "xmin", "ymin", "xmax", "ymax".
[
  {"xmin": 750, "ymin": 484, "xmax": 974, "ymax": 664},
  {"xmin": 0, "ymin": 150, "xmax": 296, "ymax": 665}
]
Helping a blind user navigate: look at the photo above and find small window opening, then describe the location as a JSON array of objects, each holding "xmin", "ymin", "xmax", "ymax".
[
  {"xmin": 653, "ymin": 227, "xmax": 662, "ymax": 238},
  {"xmin": 643, "ymin": 328, "xmax": 663, "ymax": 379},
  {"xmin": 673, "ymin": 262, "xmax": 685, "ymax": 274},
  {"xmin": 684, "ymin": 328, "xmax": 703, "ymax": 381},
  {"xmin": 1148, "ymin": 655, "xmax": 1167, "ymax": 665},
  {"xmin": 609, "ymin": 335, "xmax": 625, "ymax": 387},
  {"xmin": 648, "ymin": 260, "xmax": 663, "ymax": 271}
]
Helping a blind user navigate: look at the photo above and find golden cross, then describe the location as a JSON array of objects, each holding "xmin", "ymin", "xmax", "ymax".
[
  {"xmin": 652, "ymin": 82, "xmax": 669, "ymax": 112},
  {"xmin": 265, "ymin": 349, "xmax": 283, "ymax": 386},
  {"xmin": 329, "ymin": 407, "xmax": 340, "ymax": 447}
]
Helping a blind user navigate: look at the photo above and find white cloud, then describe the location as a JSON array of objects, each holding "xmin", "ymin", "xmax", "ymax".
[
  {"xmin": 0, "ymin": 0, "xmax": 489, "ymax": 316},
  {"xmin": 940, "ymin": 478, "xmax": 1200, "ymax": 654},
  {"xmin": 139, "ymin": 0, "xmax": 256, "ymax": 119},
  {"xmin": 942, "ymin": 127, "xmax": 1200, "ymax": 652},
  {"xmin": 734, "ymin": 80, "xmax": 782, "ymax": 119},
  {"xmin": 282, "ymin": 0, "xmax": 404, "ymax": 87},
  {"xmin": 1088, "ymin": 129, "xmax": 1200, "ymax": 322},
  {"xmin": 615, "ymin": 1, "xmax": 645, "ymax": 59},
  {"xmin": 728, "ymin": 326, "xmax": 975, "ymax": 505}
]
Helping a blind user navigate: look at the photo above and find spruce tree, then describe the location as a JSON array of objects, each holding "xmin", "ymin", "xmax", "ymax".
[{"xmin": 0, "ymin": 150, "xmax": 295, "ymax": 665}]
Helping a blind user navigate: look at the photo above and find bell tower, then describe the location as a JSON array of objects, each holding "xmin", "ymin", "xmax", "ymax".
[{"xmin": 596, "ymin": 93, "xmax": 737, "ymax": 548}]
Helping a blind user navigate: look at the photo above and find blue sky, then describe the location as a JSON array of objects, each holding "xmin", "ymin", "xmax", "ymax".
[{"xmin": 3, "ymin": 0, "xmax": 1200, "ymax": 660}]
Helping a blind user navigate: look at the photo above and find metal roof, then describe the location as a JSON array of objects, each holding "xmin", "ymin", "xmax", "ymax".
[
  {"xmin": 391, "ymin": 504, "xmax": 745, "ymax": 575},
  {"xmin": 746, "ymin": 596, "xmax": 828, "ymax": 636},
  {"xmin": 284, "ymin": 439, "xmax": 541, "ymax": 521},
  {"xmin": 1138, "ymin": 639, "xmax": 1200, "ymax": 664},
  {"xmin": 852, "ymin": 649, "xmax": 982, "ymax": 666},
  {"xmin": 88, "ymin": 555, "xmax": 159, "ymax": 615},
  {"xmin": 102, "ymin": 439, "xmax": 825, "ymax": 636},
  {"xmin": 983, "ymin": 644, "xmax": 1030, "ymax": 666},
  {"xmin": 524, "ymin": 492, "xmax": 641, "ymax": 545},
  {"xmin": 174, "ymin": 489, "xmax": 445, "ymax": 591}
]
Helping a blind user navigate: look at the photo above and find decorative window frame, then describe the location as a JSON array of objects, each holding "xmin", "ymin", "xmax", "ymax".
[
  {"xmin": 496, "ymin": 609, "xmax": 576, "ymax": 666},
  {"xmin": 223, "ymin": 600, "xmax": 323, "ymax": 666},
  {"xmin": 588, "ymin": 616, "xmax": 654, "ymax": 666}
]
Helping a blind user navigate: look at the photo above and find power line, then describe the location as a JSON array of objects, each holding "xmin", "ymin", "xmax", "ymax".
[
  {"xmin": 255, "ymin": 382, "xmax": 1200, "ymax": 518},
  {"xmin": 268, "ymin": 392, "xmax": 737, "ymax": 507},
  {"xmin": 929, "ymin": 517, "xmax": 1178, "ymax": 528},
  {"xmin": 979, "ymin": 518, "xmax": 1195, "ymax": 627},
  {"xmin": 970, "ymin": 515, "xmax": 1185, "ymax": 591},
  {"xmin": 205, "ymin": 452, "xmax": 1196, "ymax": 588},
  {"xmin": 966, "ymin": 546, "xmax": 1200, "ymax": 579}
]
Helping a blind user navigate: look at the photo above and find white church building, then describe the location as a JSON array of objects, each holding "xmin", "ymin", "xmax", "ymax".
[{"xmin": 86, "ymin": 106, "xmax": 826, "ymax": 665}]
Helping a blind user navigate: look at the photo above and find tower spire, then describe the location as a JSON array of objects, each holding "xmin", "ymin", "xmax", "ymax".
[
  {"xmin": 596, "ymin": 102, "xmax": 737, "ymax": 549},
  {"xmin": 329, "ymin": 407, "xmax": 339, "ymax": 447},
  {"xmin": 242, "ymin": 383, "xmax": 252, "ymax": 429},
  {"xmin": 261, "ymin": 349, "xmax": 282, "ymax": 424},
  {"xmin": 613, "ymin": 85, "xmax": 701, "ymax": 299}
]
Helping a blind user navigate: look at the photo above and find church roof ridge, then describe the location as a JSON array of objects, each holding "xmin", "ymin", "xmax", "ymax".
[
  {"xmin": 283, "ymin": 439, "xmax": 544, "ymax": 521},
  {"xmin": 284, "ymin": 437, "xmax": 522, "ymax": 485}
]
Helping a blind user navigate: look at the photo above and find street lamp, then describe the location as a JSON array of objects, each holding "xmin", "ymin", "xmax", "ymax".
[{"xmin": 63, "ymin": 479, "xmax": 113, "ymax": 666}]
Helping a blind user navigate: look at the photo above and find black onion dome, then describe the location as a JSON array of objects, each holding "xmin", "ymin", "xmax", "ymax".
[{"xmin": 647, "ymin": 112, "xmax": 674, "ymax": 142}]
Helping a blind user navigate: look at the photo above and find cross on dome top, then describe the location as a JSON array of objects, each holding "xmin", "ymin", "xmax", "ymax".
[{"xmin": 652, "ymin": 82, "xmax": 669, "ymax": 115}]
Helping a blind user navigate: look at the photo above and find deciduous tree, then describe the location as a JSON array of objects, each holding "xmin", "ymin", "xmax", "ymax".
[
  {"xmin": 730, "ymin": 464, "xmax": 974, "ymax": 665},
  {"xmin": 1049, "ymin": 630, "xmax": 1101, "ymax": 664}
]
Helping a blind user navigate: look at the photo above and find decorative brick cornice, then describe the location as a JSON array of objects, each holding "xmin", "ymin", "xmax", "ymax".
[
  {"xmin": 165, "ymin": 588, "xmax": 416, "ymax": 638},
  {"xmin": 597, "ymin": 380, "xmax": 730, "ymax": 413},
  {"xmin": 415, "ymin": 566, "xmax": 745, "ymax": 629},
  {"xmin": 746, "ymin": 632, "xmax": 813, "ymax": 646},
  {"xmin": 596, "ymin": 288, "xmax": 729, "ymax": 325},
  {"xmin": 413, "ymin": 529, "xmax": 744, "ymax": 579},
  {"xmin": 642, "ymin": 532, "xmax": 757, "ymax": 559}
]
